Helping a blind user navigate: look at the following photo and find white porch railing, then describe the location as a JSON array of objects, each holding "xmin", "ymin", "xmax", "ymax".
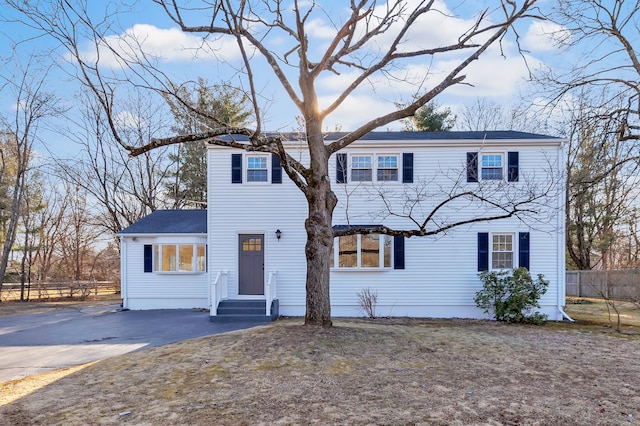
[
  {"xmin": 266, "ymin": 270, "xmax": 277, "ymax": 316},
  {"xmin": 210, "ymin": 270, "xmax": 228, "ymax": 316}
]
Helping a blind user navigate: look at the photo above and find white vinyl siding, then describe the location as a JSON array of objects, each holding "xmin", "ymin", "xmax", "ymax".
[
  {"xmin": 205, "ymin": 136, "xmax": 564, "ymax": 320},
  {"xmin": 120, "ymin": 236, "xmax": 209, "ymax": 310}
]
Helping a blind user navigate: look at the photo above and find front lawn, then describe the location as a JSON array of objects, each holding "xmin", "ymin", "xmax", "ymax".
[{"xmin": 1, "ymin": 311, "xmax": 639, "ymax": 425}]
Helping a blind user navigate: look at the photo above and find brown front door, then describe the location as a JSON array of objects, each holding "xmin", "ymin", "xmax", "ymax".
[{"xmin": 238, "ymin": 234, "xmax": 264, "ymax": 295}]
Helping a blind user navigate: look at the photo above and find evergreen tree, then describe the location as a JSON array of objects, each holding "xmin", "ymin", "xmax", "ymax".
[
  {"xmin": 166, "ymin": 80, "xmax": 252, "ymax": 208},
  {"xmin": 400, "ymin": 101, "xmax": 456, "ymax": 131}
]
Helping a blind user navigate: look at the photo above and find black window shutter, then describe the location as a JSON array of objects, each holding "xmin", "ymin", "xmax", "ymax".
[
  {"xmin": 393, "ymin": 236, "xmax": 405, "ymax": 270},
  {"xmin": 336, "ymin": 153, "xmax": 347, "ymax": 183},
  {"xmin": 519, "ymin": 232, "xmax": 530, "ymax": 270},
  {"xmin": 477, "ymin": 233, "xmax": 489, "ymax": 271},
  {"xmin": 271, "ymin": 153, "xmax": 282, "ymax": 184},
  {"xmin": 467, "ymin": 152, "xmax": 478, "ymax": 182},
  {"xmin": 231, "ymin": 153, "xmax": 242, "ymax": 183},
  {"xmin": 402, "ymin": 153, "xmax": 414, "ymax": 183},
  {"xmin": 508, "ymin": 152, "xmax": 519, "ymax": 182},
  {"xmin": 143, "ymin": 245, "xmax": 153, "ymax": 273}
]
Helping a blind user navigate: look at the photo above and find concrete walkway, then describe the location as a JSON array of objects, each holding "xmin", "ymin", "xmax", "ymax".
[{"xmin": 0, "ymin": 304, "xmax": 263, "ymax": 383}]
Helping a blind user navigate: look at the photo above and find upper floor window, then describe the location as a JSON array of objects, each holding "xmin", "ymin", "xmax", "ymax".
[
  {"xmin": 481, "ymin": 154, "xmax": 503, "ymax": 180},
  {"xmin": 247, "ymin": 156, "xmax": 268, "ymax": 182},
  {"xmin": 377, "ymin": 155, "xmax": 398, "ymax": 181},
  {"xmin": 467, "ymin": 151, "xmax": 519, "ymax": 183},
  {"xmin": 351, "ymin": 155, "xmax": 373, "ymax": 182},
  {"xmin": 231, "ymin": 153, "xmax": 282, "ymax": 184},
  {"xmin": 153, "ymin": 244, "xmax": 206, "ymax": 273}
]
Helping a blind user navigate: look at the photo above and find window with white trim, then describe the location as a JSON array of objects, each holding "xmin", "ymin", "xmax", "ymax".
[
  {"xmin": 377, "ymin": 155, "xmax": 398, "ymax": 181},
  {"xmin": 491, "ymin": 234, "xmax": 513, "ymax": 269},
  {"xmin": 481, "ymin": 153, "xmax": 503, "ymax": 180},
  {"xmin": 330, "ymin": 234, "xmax": 392, "ymax": 269},
  {"xmin": 247, "ymin": 156, "xmax": 268, "ymax": 182},
  {"xmin": 153, "ymin": 244, "xmax": 206, "ymax": 273},
  {"xmin": 351, "ymin": 155, "xmax": 372, "ymax": 182}
]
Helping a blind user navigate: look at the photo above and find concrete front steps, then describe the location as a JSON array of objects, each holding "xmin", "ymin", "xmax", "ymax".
[{"xmin": 210, "ymin": 299, "xmax": 279, "ymax": 323}]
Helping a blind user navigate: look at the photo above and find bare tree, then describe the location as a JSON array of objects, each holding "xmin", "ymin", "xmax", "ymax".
[
  {"xmin": 563, "ymin": 90, "xmax": 640, "ymax": 270},
  {"xmin": 456, "ymin": 97, "xmax": 550, "ymax": 133},
  {"xmin": 56, "ymin": 92, "xmax": 175, "ymax": 237},
  {"xmin": 0, "ymin": 58, "xmax": 60, "ymax": 296},
  {"xmin": 9, "ymin": 0, "xmax": 543, "ymax": 325},
  {"xmin": 53, "ymin": 183, "xmax": 101, "ymax": 282},
  {"xmin": 542, "ymin": 0, "xmax": 640, "ymax": 142}
]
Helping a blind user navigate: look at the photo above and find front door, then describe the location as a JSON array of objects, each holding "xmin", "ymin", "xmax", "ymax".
[{"xmin": 238, "ymin": 234, "xmax": 264, "ymax": 295}]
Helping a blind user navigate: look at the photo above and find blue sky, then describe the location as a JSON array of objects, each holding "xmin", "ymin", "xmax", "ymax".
[{"xmin": 0, "ymin": 0, "xmax": 575, "ymax": 156}]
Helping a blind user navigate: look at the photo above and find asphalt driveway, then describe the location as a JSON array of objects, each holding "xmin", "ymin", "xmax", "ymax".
[{"xmin": 0, "ymin": 304, "xmax": 263, "ymax": 383}]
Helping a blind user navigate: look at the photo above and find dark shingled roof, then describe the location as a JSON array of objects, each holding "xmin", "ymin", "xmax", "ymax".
[
  {"xmin": 216, "ymin": 130, "xmax": 561, "ymax": 142},
  {"xmin": 118, "ymin": 210, "xmax": 207, "ymax": 235}
]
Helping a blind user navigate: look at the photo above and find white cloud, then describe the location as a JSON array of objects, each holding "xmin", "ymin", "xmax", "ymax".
[
  {"xmin": 320, "ymin": 94, "xmax": 403, "ymax": 131},
  {"xmin": 79, "ymin": 24, "xmax": 242, "ymax": 68},
  {"xmin": 522, "ymin": 21, "xmax": 572, "ymax": 52},
  {"xmin": 306, "ymin": 18, "xmax": 337, "ymax": 39}
]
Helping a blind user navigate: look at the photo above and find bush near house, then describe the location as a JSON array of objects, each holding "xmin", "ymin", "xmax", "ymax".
[{"xmin": 474, "ymin": 267, "xmax": 549, "ymax": 324}]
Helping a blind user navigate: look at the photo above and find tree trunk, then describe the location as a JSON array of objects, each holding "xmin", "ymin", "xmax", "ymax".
[{"xmin": 303, "ymin": 118, "xmax": 337, "ymax": 327}]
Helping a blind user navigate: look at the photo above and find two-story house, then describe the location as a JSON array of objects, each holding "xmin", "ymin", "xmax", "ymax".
[{"xmin": 118, "ymin": 131, "xmax": 568, "ymax": 321}]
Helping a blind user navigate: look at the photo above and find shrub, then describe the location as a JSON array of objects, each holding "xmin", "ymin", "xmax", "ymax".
[
  {"xmin": 357, "ymin": 287, "xmax": 378, "ymax": 318},
  {"xmin": 474, "ymin": 267, "xmax": 549, "ymax": 325}
]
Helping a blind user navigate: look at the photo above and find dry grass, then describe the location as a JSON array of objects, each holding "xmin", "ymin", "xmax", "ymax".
[
  {"xmin": 0, "ymin": 297, "xmax": 120, "ymax": 317},
  {"xmin": 1, "ymin": 298, "xmax": 640, "ymax": 425}
]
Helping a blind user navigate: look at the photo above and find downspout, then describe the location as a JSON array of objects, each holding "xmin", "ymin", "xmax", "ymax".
[{"xmin": 558, "ymin": 139, "xmax": 574, "ymax": 322}]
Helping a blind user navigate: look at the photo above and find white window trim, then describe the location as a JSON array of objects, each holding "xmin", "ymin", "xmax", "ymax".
[
  {"xmin": 344, "ymin": 152, "xmax": 401, "ymax": 184},
  {"xmin": 376, "ymin": 154, "xmax": 400, "ymax": 182},
  {"xmin": 331, "ymin": 233, "xmax": 393, "ymax": 270},
  {"xmin": 479, "ymin": 151, "xmax": 506, "ymax": 182},
  {"xmin": 245, "ymin": 154, "xmax": 270, "ymax": 184},
  {"xmin": 153, "ymin": 243, "xmax": 207, "ymax": 274},
  {"xmin": 490, "ymin": 232, "xmax": 515, "ymax": 271}
]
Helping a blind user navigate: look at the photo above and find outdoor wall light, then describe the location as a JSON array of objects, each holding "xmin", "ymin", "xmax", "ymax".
[{"xmin": 276, "ymin": 229, "xmax": 282, "ymax": 240}]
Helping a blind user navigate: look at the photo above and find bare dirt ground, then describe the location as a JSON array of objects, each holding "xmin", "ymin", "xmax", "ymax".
[{"xmin": 1, "ymin": 299, "xmax": 639, "ymax": 425}]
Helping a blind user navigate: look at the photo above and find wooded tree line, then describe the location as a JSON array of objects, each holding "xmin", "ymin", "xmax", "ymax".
[
  {"xmin": 0, "ymin": 71, "xmax": 250, "ymax": 298},
  {"xmin": 1, "ymin": 1, "xmax": 639, "ymax": 323}
]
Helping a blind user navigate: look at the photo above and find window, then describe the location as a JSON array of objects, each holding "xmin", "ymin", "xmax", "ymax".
[
  {"xmin": 153, "ymin": 244, "xmax": 206, "ymax": 273},
  {"xmin": 481, "ymin": 154, "xmax": 503, "ymax": 180},
  {"xmin": 478, "ymin": 232, "xmax": 529, "ymax": 272},
  {"xmin": 491, "ymin": 234, "xmax": 513, "ymax": 269},
  {"xmin": 377, "ymin": 155, "xmax": 398, "ymax": 181},
  {"xmin": 331, "ymin": 234, "xmax": 392, "ymax": 269},
  {"xmin": 351, "ymin": 155, "xmax": 372, "ymax": 181},
  {"xmin": 337, "ymin": 153, "xmax": 411, "ymax": 183},
  {"xmin": 247, "ymin": 156, "xmax": 268, "ymax": 182}
]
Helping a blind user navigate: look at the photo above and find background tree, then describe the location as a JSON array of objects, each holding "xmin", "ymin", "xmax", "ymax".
[
  {"xmin": 57, "ymin": 92, "xmax": 174, "ymax": 238},
  {"xmin": 543, "ymin": 0, "xmax": 640, "ymax": 142},
  {"xmin": 0, "ymin": 59, "xmax": 59, "ymax": 296},
  {"xmin": 165, "ymin": 80, "xmax": 252, "ymax": 208},
  {"xmin": 456, "ymin": 98, "xmax": 550, "ymax": 133},
  {"xmin": 399, "ymin": 101, "xmax": 456, "ymax": 131},
  {"xmin": 11, "ymin": 0, "xmax": 542, "ymax": 325},
  {"xmin": 564, "ymin": 92, "xmax": 640, "ymax": 270}
]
